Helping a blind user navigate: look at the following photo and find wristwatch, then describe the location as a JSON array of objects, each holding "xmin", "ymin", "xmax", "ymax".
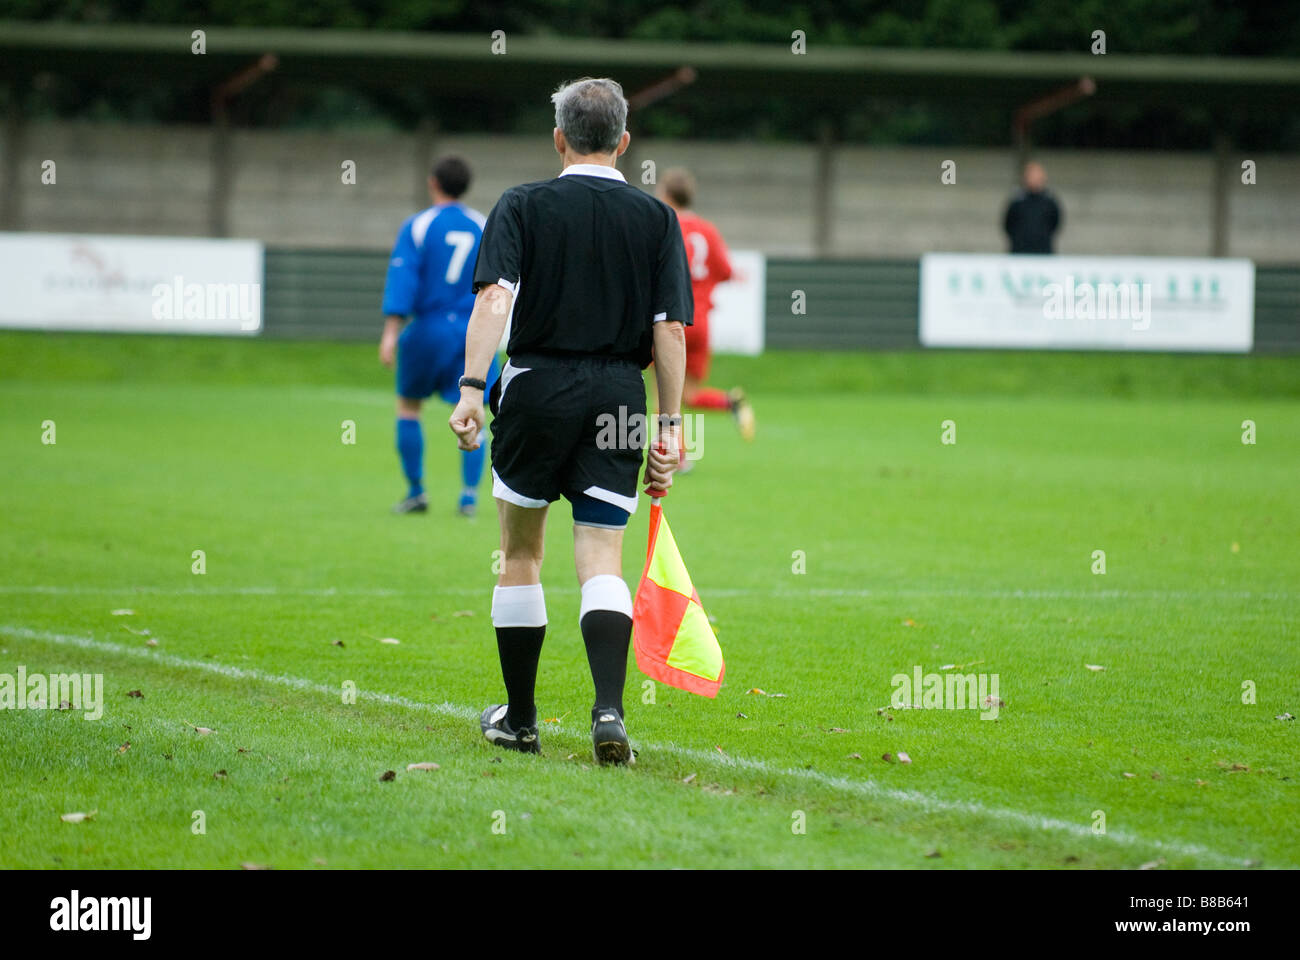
[{"xmin": 458, "ymin": 376, "xmax": 488, "ymax": 391}]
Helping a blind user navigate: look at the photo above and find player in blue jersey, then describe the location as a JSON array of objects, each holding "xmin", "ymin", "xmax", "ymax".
[{"xmin": 380, "ymin": 156, "xmax": 501, "ymax": 516}]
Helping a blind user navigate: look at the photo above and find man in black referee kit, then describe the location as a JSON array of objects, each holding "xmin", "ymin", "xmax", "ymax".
[{"xmin": 448, "ymin": 77, "xmax": 692, "ymax": 765}]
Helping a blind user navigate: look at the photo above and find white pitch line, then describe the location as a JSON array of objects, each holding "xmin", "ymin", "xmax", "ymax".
[
  {"xmin": 2, "ymin": 624, "xmax": 1253, "ymax": 868},
  {"xmin": 0, "ymin": 585, "xmax": 406, "ymax": 597},
  {"xmin": 0, "ymin": 625, "xmax": 476, "ymax": 720},
  {"xmin": 0, "ymin": 585, "xmax": 1294, "ymax": 602}
]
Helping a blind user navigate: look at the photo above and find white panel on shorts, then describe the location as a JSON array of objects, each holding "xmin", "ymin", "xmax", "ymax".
[
  {"xmin": 492, "ymin": 469, "xmax": 549, "ymax": 508},
  {"xmin": 582, "ymin": 484, "xmax": 639, "ymax": 517},
  {"xmin": 499, "ymin": 361, "xmax": 530, "ymax": 405}
]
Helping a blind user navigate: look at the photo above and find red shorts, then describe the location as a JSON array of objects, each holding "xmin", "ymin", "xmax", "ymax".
[{"xmin": 684, "ymin": 316, "xmax": 710, "ymax": 381}]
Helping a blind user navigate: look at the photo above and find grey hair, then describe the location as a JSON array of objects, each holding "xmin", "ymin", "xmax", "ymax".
[{"xmin": 551, "ymin": 78, "xmax": 627, "ymax": 156}]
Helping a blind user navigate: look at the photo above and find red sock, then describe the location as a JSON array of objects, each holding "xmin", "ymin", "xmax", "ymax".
[{"xmin": 687, "ymin": 387, "xmax": 730, "ymax": 411}]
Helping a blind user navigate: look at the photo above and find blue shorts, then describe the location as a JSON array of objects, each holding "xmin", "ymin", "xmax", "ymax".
[{"xmin": 396, "ymin": 312, "xmax": 500, "ymax": 404}]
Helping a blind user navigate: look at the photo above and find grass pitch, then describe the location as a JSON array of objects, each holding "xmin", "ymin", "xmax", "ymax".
[{"xmin": 1, "ymin": 332, "xmax": 1297, "ymax": 869}]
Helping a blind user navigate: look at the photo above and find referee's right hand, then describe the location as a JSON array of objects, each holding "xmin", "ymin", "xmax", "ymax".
[{"xmin": 449, "ymin": 395, "xmax": 485, "ymax": 451}]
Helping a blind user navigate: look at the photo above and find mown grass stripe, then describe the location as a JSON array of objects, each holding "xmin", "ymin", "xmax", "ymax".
[{"xmin": 2, "ymin": 623, "xmax": 1250, "ymax": 868}]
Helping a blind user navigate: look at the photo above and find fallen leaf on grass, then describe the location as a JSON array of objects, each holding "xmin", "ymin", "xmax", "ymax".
[
  {"xmin": 898, "ymin": 752, "xmax": 912, "ymax": 764},
  {"xmin": 828, "ymin": 727, "xmax": 849, "ymax": 734},
  {"xmin": 939, "ymin": 660, "xmax": 985, "ymax": 671},
  {"xmin": 331, "ymin": 640, "xmax": 344, "ymax": 648},
  {"xmin": 60, "ymin": 810, "xmax": 97, "ymax": 823},
  {"xmin": 1276, "ymin": 713, "xmax": 1295, "ymax": 721},
  {"xmin": 57, "ymin": 700, "xmax": 71, "ymax": 710},
  {"xmin": 736, "ymin": 712, "xmax": 748, "ymax": 720},
  {"xmin": 983, "ymin": 696, "xmax": 1005, "ymax": 708},
  {"xmin": 406, "ymin": 762, "xmax": 440, "ymax": 772},
  {"xmin": 1230, "ymin": 763, "xmax": 1249, "ymax": 772},
  {"xmin": 847, "ymin": 753, "xmax": 862, "ymax": 760},
  {"xmin": 378, "ymin": 637, "xmax": 401, "ymax": 645},
  {"xmin": 110, "ymin": 609, "xmax": 135, "ymax": 617},
  {"xmin": 117, "ymin": 742, "xmax": 130, "ymax": 754},
  {"xmin": 882, "ymin": 753, "xmax": 895, "ymax": 763},
  {"xmin": 746, "ymin": 688, "xmax": 766, "ymax": 696},
  {"xmin": 378, "ymin": 770, "xmax": 396, "ymax": 782},
  {"xmin": 925, "ymin": 849, "xmax": 942, "ymax": 858},
  {"xmin": 1122, "ymin": 772, "xmax": 1137, "ymax": 779},
  {"xmin": 1138, "ymin": 858, "xmax": 1166, "ymax": 871},
  {"xmin": 213, "ymin": 769, "xmax": 227, "ymax": 781},
  {"xmin": 240, "ymin": 862, "xmax": 270, "ymax": 871},
  {"xmin": 1085, "ymin": 664, "xmax": 1106, "ymax": 672},
  {"xmin": 1195, "ymin": 779, "xmax": 1208, "ymax": 787},
  {"xmin": 145, "ymin": 638, "xmax": 158, "ymax": 647},
  {"xmin": 683, "ymin": 773, "xmax": 697, "ymax": 784},
  {"xmin": 126, "ymin": 689, "xmax": 143, "ymax": 699},
  {"xmin": 452, "ymin": 610, "xmax": 475, "ymax": 618}
]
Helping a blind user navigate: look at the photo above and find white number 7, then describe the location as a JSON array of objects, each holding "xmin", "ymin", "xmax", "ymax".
[{"xmin": 444, "ymin": 231, "xmax": 475, "ymax": 284}]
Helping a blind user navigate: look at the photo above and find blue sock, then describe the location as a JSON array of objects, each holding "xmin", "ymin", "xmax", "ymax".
[
  {"xmin": 396, "ymin": 418, "xmax": 424, "ymax": 498},
  {"xmin": 460, "ymin": 435, "xmax": 485, "ymax": 499}
]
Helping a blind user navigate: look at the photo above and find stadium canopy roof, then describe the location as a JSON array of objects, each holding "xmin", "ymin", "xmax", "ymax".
[{"xmin": 3, "ymin": 21, "xmax": 1300, "ymax": 111}]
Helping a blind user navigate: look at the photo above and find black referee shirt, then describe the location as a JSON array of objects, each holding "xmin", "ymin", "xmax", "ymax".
[{"xmin": 472, "ymin": 164, "xmax": 693, "ymax": 369}]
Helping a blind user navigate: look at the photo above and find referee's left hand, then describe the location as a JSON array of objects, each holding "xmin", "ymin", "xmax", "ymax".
[{"xmin": 449, "ymin": 396, "xmax": 484, "ymax": 450}]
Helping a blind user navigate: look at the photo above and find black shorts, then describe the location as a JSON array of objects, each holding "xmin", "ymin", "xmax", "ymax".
[{"xmin": 489, "ymin": 353, "xmax": 647, "ymax": 521}]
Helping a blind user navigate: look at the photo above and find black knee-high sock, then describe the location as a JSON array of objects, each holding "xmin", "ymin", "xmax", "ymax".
[
  {"xmin": 580, "ymin": 610, "xmax": 632, "ymax": 719},
  {"xmin": 495, "ymin": 626, "xmax": 545, "ymax": 729}
]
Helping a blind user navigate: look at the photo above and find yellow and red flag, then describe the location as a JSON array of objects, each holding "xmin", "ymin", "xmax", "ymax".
[{"xmin": 632, "ymin": 496, "xmax": 725, "ymax": 697}]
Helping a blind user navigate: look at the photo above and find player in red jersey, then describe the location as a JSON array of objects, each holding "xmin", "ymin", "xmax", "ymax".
[{"xmin": 657, "ymin": 168, "xmax": 755, "ymax": 443}]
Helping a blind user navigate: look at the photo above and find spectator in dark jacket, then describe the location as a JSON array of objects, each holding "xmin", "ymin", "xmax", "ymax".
[{"xmin": 1003, "ymin": 161, "xmax": 1062, "ymax": 254}]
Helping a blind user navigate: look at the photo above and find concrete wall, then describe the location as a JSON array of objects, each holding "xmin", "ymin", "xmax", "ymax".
[{"xmin": 5, "ymin": 120, "xmax": 1299, "ymax": 263}]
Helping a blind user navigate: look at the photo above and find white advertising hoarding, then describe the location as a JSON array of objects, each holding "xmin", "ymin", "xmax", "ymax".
[
  {"xmin": 919, "ymin": 253, "xmax": 1254, "ymax": 352},
  {"xmin": 708, "ymin": 250, "xmax": 765, "ymax": 355},
  {"xmin": 0, "ymin": 232, "xmax": 264, "ymax": 335}
]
